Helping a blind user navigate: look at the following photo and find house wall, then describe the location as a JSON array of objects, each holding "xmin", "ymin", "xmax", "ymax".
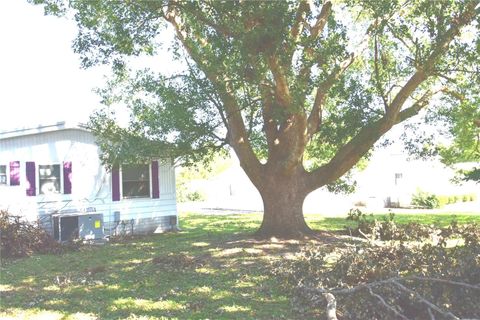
[{"xmin": 0, "ymin": 128, "xmax": 177, "ymax": 237}]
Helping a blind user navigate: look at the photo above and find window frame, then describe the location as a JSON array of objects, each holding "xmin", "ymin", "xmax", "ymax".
[
  {"xmin": 37, "ymin": 163, "xmax": 64, "ymax": 195},
  {"xmin": 120, "ymin": 164, "xmax": 152, "ymax": 199},
  {"xmin": 0, "ymin": 164, "xmax": 8, "ymax": 186}
]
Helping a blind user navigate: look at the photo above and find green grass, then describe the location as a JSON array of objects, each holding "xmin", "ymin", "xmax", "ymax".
[{"xmin": 1, "ymin": 212, "xmax": 479, "ymax": 319}]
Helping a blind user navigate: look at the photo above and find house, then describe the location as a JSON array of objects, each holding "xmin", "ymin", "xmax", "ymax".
[
  {"xmin": 0, "ymin": 122, "xmax": 178, "ymax": 241},
  {"xmin": 178, "ymin": 147, "xmax": 479, "ymax": 214}
]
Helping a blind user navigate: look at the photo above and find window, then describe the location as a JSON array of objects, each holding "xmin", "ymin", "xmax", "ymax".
[
  {"xmin": 39, "ymin": 164, "xmax": 61, "ymax": 194},
  {"xmin": 395, "ymin": 173, "xmax": 403, "ymax": 186},
  {"xmin": 0, "ymin": 165, "xmax": 6, "ymax": 185},
  {"xmin": 122, "ymin": 164, "xmax": 150, "ymax": 198}
]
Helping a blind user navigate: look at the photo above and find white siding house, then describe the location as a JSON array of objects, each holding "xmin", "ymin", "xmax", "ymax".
[{"xmin": 0, "ymin": 122, "xmax": 178, "ymax": 241}]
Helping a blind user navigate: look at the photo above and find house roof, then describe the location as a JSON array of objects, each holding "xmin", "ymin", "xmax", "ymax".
[{"xmin": 0, "ymin": 121, "xmax": 89, "ymax": 140}]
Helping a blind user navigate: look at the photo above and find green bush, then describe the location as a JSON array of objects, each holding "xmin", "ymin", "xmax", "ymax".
[
  {"xmin": 435, "ymin": 193, "xmax": 477, "ymax": 207},
  {"xmin": 411, "ymin": 190, "xmax": 440, "ymax": 209},
  {"xmin": 437, "ymin": 195, "xmax": 449, "ymax": 207},
  {"xmin": 186, "ymin": 190, "xmax": 206, "ymax": 202}
]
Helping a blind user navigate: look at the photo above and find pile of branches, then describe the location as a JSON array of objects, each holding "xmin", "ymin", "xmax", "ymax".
[
  {"xmin": 345, "ymin": 209, "xmax": 440, "ymax": 241},
  {"xmin": 0, "ymin": 210, "xmax": 64, "ymax": 258},
  {"xmin": 273, "ymin": 218, "xmax": 480, "ymax": 319}
]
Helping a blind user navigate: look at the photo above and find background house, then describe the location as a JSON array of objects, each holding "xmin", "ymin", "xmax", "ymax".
[
  {"xmin": 0, "ymin": 122, "xmax": 178, "ymax": 241},
  {"xmin": 179, "ymin": 147, "xmax": 479, "ymax": 215}
]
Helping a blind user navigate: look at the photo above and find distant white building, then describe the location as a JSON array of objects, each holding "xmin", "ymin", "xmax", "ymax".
[
  {"xmin": 350, "ymin": 149, "xmax": 479, "ymax": 208},
  {"xmin": 180, "ymin": 148, "xmax": 479, "ymax": 214},
  {"xmin": 0, "ymin": 122, "xmax": 178, "ymax": 241}
]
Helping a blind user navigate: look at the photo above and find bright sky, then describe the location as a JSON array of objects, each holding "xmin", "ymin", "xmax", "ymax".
[{"xmin": 0, "ymin": 0, "xmax": 107, "ymax": 131}]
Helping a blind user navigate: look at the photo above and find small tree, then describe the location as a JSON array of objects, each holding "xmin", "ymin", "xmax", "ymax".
[{"xmin": 34, "ymin": 0, "xmax": 480, "ymax": 238}]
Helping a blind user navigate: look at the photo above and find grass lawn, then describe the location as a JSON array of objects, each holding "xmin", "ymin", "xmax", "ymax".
[{"xmin": 1, "ymin": 211, "xmax": 479, "ymax": 320}]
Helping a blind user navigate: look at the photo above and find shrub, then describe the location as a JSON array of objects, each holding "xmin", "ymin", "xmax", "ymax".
[
  {"xmin": 436, "ymin": 193, "xmax": 477, "ymax": 206},
  {"xmin": 176, "ymin": 182, "xmax": 206, "ymax": 202},
  {"xmin": 0, "ymin": 210, "xmax": 63, "ymax": 259},
  {"xmin": 411, "ymin": 190, "xmax": 440, "ymax": 209},
  {"xmin": 436, "ymin": 195, "xmax": 449, "ymax": 207},
  {"xmin": 186, "ymin": 190, "xmax": 206, "ymax": 202}
]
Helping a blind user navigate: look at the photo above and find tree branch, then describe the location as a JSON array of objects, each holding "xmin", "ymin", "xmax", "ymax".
[
  {"xmin": 310, "ymin": 1, "xmax": 332, "ymax": 40},
  {"xmin": 406, "ymin": 276, "xmax": 480, "ymax": 291},
  {"xmin": 268, "ymin": 55, "xmax": 292, "ymax": 109},
  {"xmin": 374, "ymin": 35, "xmax": 390, "ymax": 112},
  {"xmin": 164, "ymin": 7, "xmax": 264, "ymax": 186},
  {"xmin": 307, "ymin": 16, "xmax": 383, "ymax": 137},
  {"xmin": 366, "ymin": 287, "xmax": 410, "ymax": 320},
  {"xmin": 300, "ymin": 274, "xmax": 479, "ymax": 320},
  {"xmin": 323, "ymin": 293, "xmax": 338, "ymax": 320},
  {"xmin": 386, "ymin": 0, "xmax": 479, "ymax": 122},
  {"xmin": 392, "ymin": 280, "xmax": 460, "ymax": 320},
  {"xmin": 169, "ymin": 1, "xmax": 235, "ymax": 38},
  {"xmin": 261, "ymin": 84, "xmax": 279, "ymax": 154},
  {"xmin": 291, "ymin": 0, "xmax": 311, "ymax": 42},
  {"xmin": 305, "ymin": 2, "xmax": 478, "ymax": 191}
]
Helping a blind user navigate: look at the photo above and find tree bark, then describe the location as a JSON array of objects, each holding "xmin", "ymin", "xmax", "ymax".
[{"xmin": 255, "ymin": 169, "xmax": 314, "ymax": 239}]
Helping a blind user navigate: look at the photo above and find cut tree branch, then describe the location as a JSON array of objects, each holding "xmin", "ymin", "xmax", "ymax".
[
  {"xmin": 300, "ymin": 273, "xmax": 479, "ymax": 320},
  {"xmin": 323, "ymin": 293, "xmax": 338, "ymax": 320},
  {"xmin": 366, "ymin": 287, "xmax": 410, "ymax": 320},
  {"xmin": 392, "ymin": 280, "xmax": 460, "ymax": 320}
]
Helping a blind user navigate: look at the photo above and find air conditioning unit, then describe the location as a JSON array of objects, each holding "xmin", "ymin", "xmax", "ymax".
[{"xmin": 53, "ymin": 213, "xmax": 104, "ymax": 241}]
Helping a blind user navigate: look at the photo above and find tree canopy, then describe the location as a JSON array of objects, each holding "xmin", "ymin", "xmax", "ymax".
[{"xmin": 33, "ymin": 0, "xmax": 480, "ymax": 237}]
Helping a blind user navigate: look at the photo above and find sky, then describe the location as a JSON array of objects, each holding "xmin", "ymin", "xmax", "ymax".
[
  {"xmin": 0, "ymin": 0, "xmax": 107, "ymax": 131},
  {"xmin": 0, "ymin": 2, "xmax": 460, "ymax": 153}
]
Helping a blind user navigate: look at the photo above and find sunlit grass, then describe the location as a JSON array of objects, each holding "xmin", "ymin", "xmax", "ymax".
[{"xmin": 1, "ymin": 211, "xmax": 478, "ymax": 319}]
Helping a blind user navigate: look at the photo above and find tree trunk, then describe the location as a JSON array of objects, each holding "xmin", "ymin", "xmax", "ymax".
[{"xmin": 255, "ymin": 175, "xmax": 314, "ymax": 239}]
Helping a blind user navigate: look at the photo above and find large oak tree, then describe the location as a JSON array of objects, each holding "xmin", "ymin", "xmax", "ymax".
[{"xmin": 34, "ymin": 0, "xmax": 480, "ymax": 238}]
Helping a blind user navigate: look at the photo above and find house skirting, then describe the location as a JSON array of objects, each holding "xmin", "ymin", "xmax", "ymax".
[{"xmin": 39, "ymin": 214, "xmax": 177, "ymax": 240}]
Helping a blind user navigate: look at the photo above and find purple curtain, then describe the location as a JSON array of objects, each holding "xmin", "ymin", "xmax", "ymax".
[
  {"xmin": 63, "ymin": 162, "xmax": 72, "ymax": 194},
  {"xmin": 151, "ymin": 160, "xmax": 160, "ymax": 199},
  {"xmin": 112, "ymin": 165, "xmax": 120, "ymax": 201},
  {"xmin": 9, "ymin": 161, "xmax": 20, "ymax": 186},
  {"xmin": 26, "ymin": 161, "xmax": 36, "ymax": 196}
]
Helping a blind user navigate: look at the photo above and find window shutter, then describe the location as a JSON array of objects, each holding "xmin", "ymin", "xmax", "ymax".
[
  {"xmin": 151, "ymin": 160, "xmax": 160, "ymax": 199},
  {"xmin": 112, "ymin": 165, "xmax": 120, "ymax": 201},
  {"xmin": 63, "ymin": 162, "xmax": 72, "ymax": 194},
  {"xmin": 26, "ymin": 161, "xmax": 36, "ymax": 196},
  {"xmin": 9, "ymin": 161, "xmax": 20, "ymax": 186}
]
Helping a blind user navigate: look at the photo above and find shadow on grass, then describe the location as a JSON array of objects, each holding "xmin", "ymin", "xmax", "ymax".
[
  {"xmin": 1, "ymin": 212, "xmax": 478, "ymax": 319},
  {"xmin": 1, "ymin": 213, "xmax": 304, "ymax": 319}
]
